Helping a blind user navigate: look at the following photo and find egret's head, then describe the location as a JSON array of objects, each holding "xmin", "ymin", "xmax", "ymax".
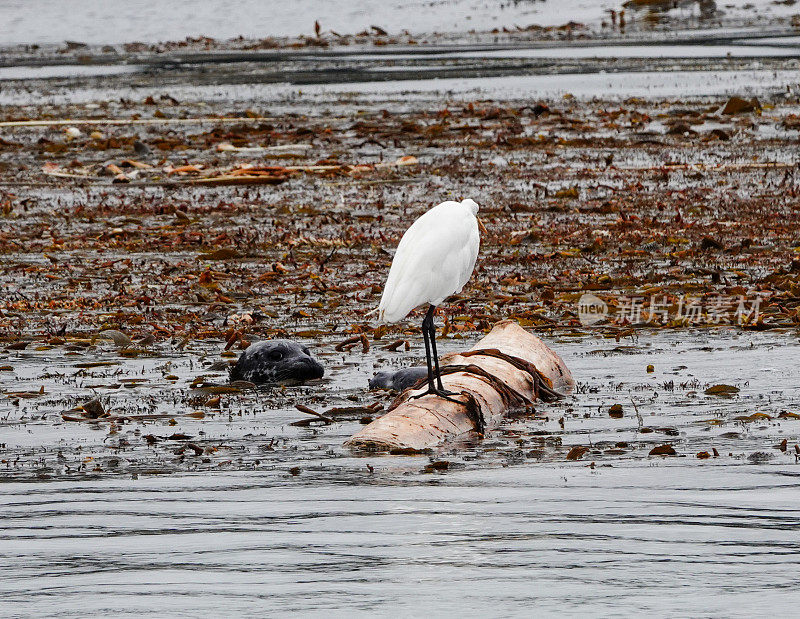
[{"xmin": 461, "ymin": 198, "xmax": 479, "ymax": 215}]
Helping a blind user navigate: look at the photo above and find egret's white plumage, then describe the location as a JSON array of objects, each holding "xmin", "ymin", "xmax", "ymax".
[{"xmin": 378, "ymin": 198, "xmax": 480, "ymax": 323}]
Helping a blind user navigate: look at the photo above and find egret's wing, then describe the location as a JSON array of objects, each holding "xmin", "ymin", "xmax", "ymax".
[
  {"xmin": 378, "ymin": 223, "xmax": 439, "ymax": 322},
  {"xmin": 378, "ymin": 201, "xmax": 479, "ymax": 322}
]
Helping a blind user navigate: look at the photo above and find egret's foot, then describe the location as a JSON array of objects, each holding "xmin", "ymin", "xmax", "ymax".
[
  {"xmin": 408, "ymin": 387, "xmax": 464, "ymax": 405},
  {"xmin": 434, "ymin": 387, "xmax": 460, "ymax": 398}
]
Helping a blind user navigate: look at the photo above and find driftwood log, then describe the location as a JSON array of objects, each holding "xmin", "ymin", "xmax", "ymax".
[{"xmin": 347, "ymin": 320, "xmax": 574, "ymax": 451}]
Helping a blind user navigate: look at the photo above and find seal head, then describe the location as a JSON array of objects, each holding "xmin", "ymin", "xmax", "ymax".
[
  {"xmin": 368, "ymin": 366, "xmax": 428, "ymax": 392},
  {"xmin": 230, "ymin": 340, "xmax": 324, "ymax": 385}
]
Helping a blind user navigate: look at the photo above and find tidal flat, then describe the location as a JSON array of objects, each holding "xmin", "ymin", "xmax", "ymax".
[{"xmin": 2, "ymin": 19, "xmax": 800, "ymax": 614}]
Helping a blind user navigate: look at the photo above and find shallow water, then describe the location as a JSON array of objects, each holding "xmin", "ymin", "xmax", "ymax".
[
  {"xmin": 4, "ymin": 0, "xmax": 798, "ymax": 45},
  {"xmin": 288, "ymin": 67, "xmax": 799, "ymax": 101},
  {"xmin": 2, "ymin": 64, "xmax": 796, "ymax": 108},
  {"xmin": 0, "ymin": 0, "xmax": 708, "ymax": 45},
  {"xmin": 3, "ymin": 465, "xmax": 800, "ymax": 616},
  {"xmin": 4, "ymin": 328, "xmax": 800, "ymax": 475},
  {"xmin": 440, "ymin": 42, "xmax": 800, "ymax": 59},
  {"xmin": 3, "ymin": 330, "xmax": 800, "ymax": 614},
  {"xmin": 0, "ymin": 64, "xmax": 142, "ymax": 81}
]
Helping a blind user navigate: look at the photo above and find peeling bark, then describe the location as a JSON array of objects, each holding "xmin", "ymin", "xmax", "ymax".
[{"xmin": 347, "ymin": 320, "xmax": 574, "ymax": 451}]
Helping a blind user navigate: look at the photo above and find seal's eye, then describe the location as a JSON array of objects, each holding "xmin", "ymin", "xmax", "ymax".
[{"xmin": 269, "ymin": 350, "xmax": 283, "ymax": 361}]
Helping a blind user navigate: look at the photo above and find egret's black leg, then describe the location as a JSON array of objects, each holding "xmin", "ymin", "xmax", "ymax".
[
  {"xmin": 420, "ymin": 306, "xmax": 436, "ymax": 392},
  {"xmin": 409, "ymin": 305, "xmax": 462, "ymax": 404},
  {"xmin": 427, "ymin": 307, "xmax": 458, "ymax": 395}
]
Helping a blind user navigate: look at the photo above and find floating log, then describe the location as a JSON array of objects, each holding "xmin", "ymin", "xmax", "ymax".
[{"xmin": 347, "ymin": 320, "xmax": 574, "ymax": 452}]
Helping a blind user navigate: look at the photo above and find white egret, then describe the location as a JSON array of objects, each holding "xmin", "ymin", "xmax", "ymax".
[{"xmin": 377, "ymin": 198, "xmax": 483, "ymax": 400}]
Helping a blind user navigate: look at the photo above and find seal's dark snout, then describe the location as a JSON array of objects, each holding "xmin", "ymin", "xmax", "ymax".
[{"xmin": 296, "ymin": 355, "xmax": 324, "ymax": 381}]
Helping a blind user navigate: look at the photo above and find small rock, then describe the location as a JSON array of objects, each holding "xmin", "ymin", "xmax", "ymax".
[
  {"xmin": 97, "ymin": 329, "xmax": 131, "ymax": 347},
  {"xmin": 133, "ymin": 140, "xmax": 151, "ymax": 155}
]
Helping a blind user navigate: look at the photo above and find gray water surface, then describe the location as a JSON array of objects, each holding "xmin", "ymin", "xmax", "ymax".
[{"xmin": 3, "ymin": 465, "xmax": 800, "ymax": 616}]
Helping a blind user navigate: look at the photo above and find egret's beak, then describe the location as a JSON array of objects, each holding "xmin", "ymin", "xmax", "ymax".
[{"xmin": 477, "ymin": 217, "xmax": 488, "ymax": 236}]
